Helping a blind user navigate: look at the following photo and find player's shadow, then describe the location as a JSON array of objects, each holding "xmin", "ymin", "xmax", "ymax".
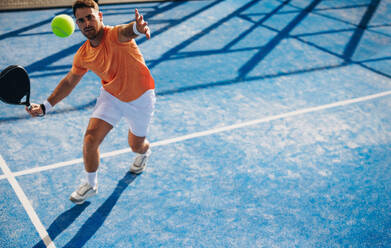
[
  {"xmin": 32, "ymin": 172, "xmax": 137, "ymax": 248},
  {"xmin": 32, "ymin": 203, "xmax": 91, "ymax": 248},
  {"xmin": 63, "ymin": 172, "xmax": 137, "ymax": 247}
]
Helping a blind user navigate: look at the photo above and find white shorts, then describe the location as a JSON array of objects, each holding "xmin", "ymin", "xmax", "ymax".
[{"xmin": 91, "ymin": 88, "xmax": 156, "ymax": 137}]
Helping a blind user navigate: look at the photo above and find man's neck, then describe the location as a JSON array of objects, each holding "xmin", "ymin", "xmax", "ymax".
[{"xmin": 89, "ymin": 27, "xmax": 105, "ymax": 47}]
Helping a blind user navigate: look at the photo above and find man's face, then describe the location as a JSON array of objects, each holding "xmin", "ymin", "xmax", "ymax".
[{"xmin": 75, "ymin": 7, "xmax": 103, "ymax": 40}]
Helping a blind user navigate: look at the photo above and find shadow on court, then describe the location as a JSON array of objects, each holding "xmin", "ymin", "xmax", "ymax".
[
  {"xmin": 32, "ymin": 203, "xmax": 91, "ymax": 248},
  {"xmin": 32, "ymin": 172, "xmax": 138, "ymax": 248}
]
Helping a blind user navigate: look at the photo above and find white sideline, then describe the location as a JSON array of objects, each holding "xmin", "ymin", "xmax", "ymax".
[
  {"xmin": 0, "ymin": 154, "xmax": 56, "ymax": 248},
  {"xmin": 4, "ymin": 89, "xmax": 391, "ymax": 179}
]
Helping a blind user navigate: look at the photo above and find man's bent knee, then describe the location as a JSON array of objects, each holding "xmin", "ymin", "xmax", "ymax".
[{"xmin": 83, "ymin": 133, "xmax": 101, "ymax": 153}]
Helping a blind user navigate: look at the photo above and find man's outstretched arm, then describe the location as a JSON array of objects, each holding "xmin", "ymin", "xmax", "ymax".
[
  {"xmin": 118, "ymin": 9, "xmax": 151, "ymax": 42},
  {"xmin": 26, "ymin": 71, "xmax": 83, "ymax": 117}
]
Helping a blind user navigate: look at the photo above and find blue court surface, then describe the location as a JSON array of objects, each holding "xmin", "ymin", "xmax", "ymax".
[{"xmin": 1, "ymin": 0, "xmax": 391, "ymax": 247}]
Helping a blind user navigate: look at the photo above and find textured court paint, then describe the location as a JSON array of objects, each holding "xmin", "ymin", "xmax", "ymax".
[
  {"xmin": 3, "ymin": 89, "xmax": 391, "ymax": 180},
  {"xmin": 139, "ymin": 0, "xmax": 248, "ymax": 61},
  {"xmin": 1, "ymin": 0, "xmax": 391, "ymax": 247},
  {"xmin": 0, "ymin": 155, "xmax": 55, "ymax": 248},
  {"xmin": 2, "ymin": 63, "xmax": 390, "ymax": 173},
  {"xmin": 17, "ymin": 98, "xmax": 391, "ymax": 247},
  {"xmin": 0, "ymin": 180, "xmax": 43, "ymax": 247}
]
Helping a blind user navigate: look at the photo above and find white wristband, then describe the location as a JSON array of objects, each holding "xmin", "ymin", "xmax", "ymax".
[
  {"xmin": 133, "ymin": 23, "xmax": 142, "ymax": 36},
  {"xmin": 43, "ymin": 100, "xmax": 53, "ymax": 113}
]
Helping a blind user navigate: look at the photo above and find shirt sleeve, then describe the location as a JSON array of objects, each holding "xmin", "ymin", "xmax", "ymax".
[
  {"xmin": 71, "ymin": 49, "xmax": 88, "ymax": 76},
  {"xmin": 110, "ymin": 25, "xmax": 128, "ymax": 46},
  {"xmin": 110, "ymin": 25, "xmax": 145, "ymax": 64}
]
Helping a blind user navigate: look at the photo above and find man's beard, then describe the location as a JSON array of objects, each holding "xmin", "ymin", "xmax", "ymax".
[{"xmin": 83, "ymin": 27, "xmax": 98, "ymax": 40}]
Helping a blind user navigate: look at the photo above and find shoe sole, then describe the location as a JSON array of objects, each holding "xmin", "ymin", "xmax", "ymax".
[
  {"xmin": 130, "ymin": 163, "xmax": 147, "ymax": 174},
  {"xmin": 70, "ymin": 191, "xmax": 97, "ymax": 205},
  {"xmin": 70, "ymin": 197, "xmax": 86, "ymax": 205}
]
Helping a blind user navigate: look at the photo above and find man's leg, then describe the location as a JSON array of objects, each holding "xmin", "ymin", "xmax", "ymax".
[
  {"xmin": 84, "ymin": 118, "xmax": 113, "ymax": 172},
  {"xmin": 123, "ymin": 90, "xmax": 155, "ymax": 174},
  {"xmin": 129, "ymin": 131, "xmax": 151, "ymax": 174},
  {"xmin": 128, "ymin": 130, "xmax": 149, "ymax": 154},
  {"xmin": 70, "ymin": 118, "xmax": 113, "ymax": 204}
]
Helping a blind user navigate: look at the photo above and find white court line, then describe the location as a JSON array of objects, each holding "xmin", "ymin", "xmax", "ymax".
[
  {"xmin": 0, "ymin": 154, "xmax": 56, "ymax": 248},
  {"xmin": 5, "ymin": 89, "xmax": 391, "ymax": 179}
]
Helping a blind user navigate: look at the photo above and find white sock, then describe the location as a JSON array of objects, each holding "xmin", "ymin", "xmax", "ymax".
[{"xmin": 87, "ymin": 172, "xmax": 97, "ymax": 188}]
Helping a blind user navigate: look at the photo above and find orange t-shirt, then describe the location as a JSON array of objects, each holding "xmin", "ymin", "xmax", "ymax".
[{"xmin": 71, "ymin": 25, "xmax": 155, "ymax": 102}]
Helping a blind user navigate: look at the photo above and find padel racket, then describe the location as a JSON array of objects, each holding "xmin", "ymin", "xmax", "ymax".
[{"xmin": 0, "ymin": 65, "xmax": 30, "ymax": 107}]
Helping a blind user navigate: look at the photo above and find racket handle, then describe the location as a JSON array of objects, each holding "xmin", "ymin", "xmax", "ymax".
[{"xmin": 26, "ymin": 103, "xmax": 45, "ymax": 117}]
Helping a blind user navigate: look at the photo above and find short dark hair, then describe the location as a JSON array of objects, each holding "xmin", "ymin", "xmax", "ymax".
[{"xmin": 73, "ymin": 0, "xmax": 99, "ymax": 17}]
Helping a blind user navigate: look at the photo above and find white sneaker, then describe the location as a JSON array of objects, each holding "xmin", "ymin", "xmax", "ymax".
[
  {"xmin": 70, "ymin": 182, "xmax": 97, "ymax": 205},
  {"xmin": 130, "ymin": 148, "xmax": 151, "ymax": 174}
]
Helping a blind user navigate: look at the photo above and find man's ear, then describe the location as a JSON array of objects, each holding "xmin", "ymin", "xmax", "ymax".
[{"xmin": 99, "ymin": 12, "xmax": 103, "ymax": 22}]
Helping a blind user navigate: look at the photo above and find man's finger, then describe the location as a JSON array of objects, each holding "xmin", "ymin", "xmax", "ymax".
[
  {"xmin": 135, "ymin": 9, "xmax": 141, "ymax": 22},
  {"xmin": 134, "ymin": 8, "xmax": 150, "ymax": 39},
  {"xmin": 145, "ymin": 27, "xmax": 151, "ymax": 39}
]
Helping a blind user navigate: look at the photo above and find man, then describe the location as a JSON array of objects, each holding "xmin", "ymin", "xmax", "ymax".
[{"xmin": 26, "ymin": 0, "xmax": 155, "ymax": 205}]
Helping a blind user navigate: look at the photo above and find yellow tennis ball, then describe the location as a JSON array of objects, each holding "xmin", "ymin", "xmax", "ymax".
[{"xmin": 51, "ymin": 14, "xmax": 75, "ymax": 38}]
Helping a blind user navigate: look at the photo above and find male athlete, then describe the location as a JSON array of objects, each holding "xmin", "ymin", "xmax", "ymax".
[{"xmin": 26, "ymin": 0, "xmax": 155, "ymax": 204}]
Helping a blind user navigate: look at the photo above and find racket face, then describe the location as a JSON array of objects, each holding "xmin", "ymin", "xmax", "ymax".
[{"xmin": 0, "ymin": 65, "xmax": 30, "ymax": 106}]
